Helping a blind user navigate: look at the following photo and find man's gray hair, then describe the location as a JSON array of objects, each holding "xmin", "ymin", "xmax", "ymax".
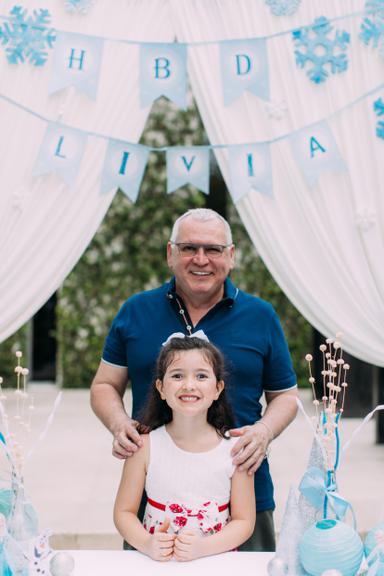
[{"xmin": 170, "ymin": 208, "xmax": 233, "ymax": 244}]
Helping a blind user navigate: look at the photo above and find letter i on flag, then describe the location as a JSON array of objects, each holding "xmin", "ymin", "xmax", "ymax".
[
  {"xmin": 49, "ymin": 31, "xmax": 104, "ymax": 99},
  {"xmin": 228, "ymin": 144, "xmax": 273, "ymax": 202},
  {"xmin": 33, "ymin": 123, "xmax": 87, "ymax": 187},
  {"xmin": 166, "ymin": 147, "xmax": 210, "ymax": 194},
  {"xmin": 290, "ymin": 120, "xmax": 346, "ymax": 186},
  {"xmin": 101, "ymin": 140, "xmax": 149, "ymax": 202},
  {"xmin": 140, "ymin": 43, "xmax": 187, "ymax": 109},
  {"xmin": 220, "ymin": 39, "xmax": 269, "ymax": 105}
]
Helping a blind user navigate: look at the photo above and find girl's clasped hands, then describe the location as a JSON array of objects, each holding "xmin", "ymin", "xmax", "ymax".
[{"xmin": 145, "ymin": 518, "xmax": 205, "ymax": 562}]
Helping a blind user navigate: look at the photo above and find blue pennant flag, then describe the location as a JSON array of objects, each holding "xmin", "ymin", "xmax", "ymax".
[
  {"xmin": 166, "ymin": 147, "xmax": 210, "ymax": 195},
  {"xmin": 290, "ymin": 120, "xmax": 346, "ymax": 186},
  {"xmin": 228, "ymin": 144, "xmax": 273, "ymax": 202},
  {"xmin": 49, "ymin": 31, "xmax": 104, "ymax": 99},
  {"xmin": 33, "ymin": 123, "xmax": 87, "ymax": 187},
  {"xmin": 220, "ymin": 39, "xmax": 269, "ymax": 105},
  {"xmin": 101, "ymin": 140, "xmax": 149, "ymax": 202},
  {"xmin": 140, "ymin": 43, "xmax": 187, "ymax": 109}
]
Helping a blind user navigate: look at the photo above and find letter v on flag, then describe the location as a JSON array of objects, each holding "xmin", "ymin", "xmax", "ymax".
[{"xmin": 166, "ymin": 147, "xmax": 210, "ymax": 194}]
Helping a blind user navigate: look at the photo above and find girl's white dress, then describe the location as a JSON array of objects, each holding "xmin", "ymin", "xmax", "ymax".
[{"xmin": 143, "ymin": 425, "xmax": 237, "ymax": 535}]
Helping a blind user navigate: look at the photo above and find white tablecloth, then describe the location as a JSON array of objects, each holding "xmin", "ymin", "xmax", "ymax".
[{"xmin": 67, "ymin": 550, "xmax": 274, "ymax": 575}]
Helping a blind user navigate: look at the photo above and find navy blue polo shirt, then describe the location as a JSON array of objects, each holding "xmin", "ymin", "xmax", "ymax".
[{"xmin": 102, "ymin": 277, "xmax": 297, "ymax": 512}]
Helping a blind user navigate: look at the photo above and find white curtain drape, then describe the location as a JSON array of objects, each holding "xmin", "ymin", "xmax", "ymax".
[
  {"xmin": 171, "ymin": 0, "xmax": 384, "ymax": 366},
  {"xmin": 0, "ymin": 0, "xmax": 173, "ymax": 341}
]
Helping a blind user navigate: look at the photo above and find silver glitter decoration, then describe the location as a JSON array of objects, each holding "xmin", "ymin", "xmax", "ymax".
[{"xmin": 275, "ymin": 439, "xmax": 325, "ymax": 575}]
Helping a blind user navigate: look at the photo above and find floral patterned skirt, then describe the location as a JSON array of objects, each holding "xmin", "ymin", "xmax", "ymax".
[{"xmin": 143, "ymin": 497, "xmax": 230, "ymax": 535}]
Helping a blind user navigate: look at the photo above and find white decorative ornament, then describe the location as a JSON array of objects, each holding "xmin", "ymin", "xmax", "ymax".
[
  {"xmin": 49, "ymin": 552, "xmax": 75, "ymax": 576},
  {"xmin": 267, "ymin": 555, "xmax": 288, "ymax": 576},
  {"xmin": 64, "ymin": 0, "xmax": 95, "ymax": 14},
  {"xmin": 355, "ymin": 209, "xmax": 376, "ymax": 231},
  {"xmin": 265, "ymin": 99, "xmax": 288, "ymax": 120}
]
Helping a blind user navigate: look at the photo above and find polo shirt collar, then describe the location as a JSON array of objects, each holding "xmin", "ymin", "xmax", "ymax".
[{"xmin": 166, "ymin": 276, "xmax": 238, "ymax": 304}]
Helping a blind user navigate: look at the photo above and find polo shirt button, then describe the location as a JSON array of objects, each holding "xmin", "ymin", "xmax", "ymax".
[
  {"xmin": 179, "ymin": 309, "xmax": 184, "ymax": 314},
  {"xmin": 186, "ymin": 325, "xmax": 192, "ymax": 330},
  {"xmin": 167, "ymin": 294, "xmax": 173, "ymax": 299}
]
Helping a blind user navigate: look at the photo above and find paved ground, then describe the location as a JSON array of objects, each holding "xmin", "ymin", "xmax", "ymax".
[{"xmin": 0, "ymin": 385, "xmax": 383, "ymax": 549}]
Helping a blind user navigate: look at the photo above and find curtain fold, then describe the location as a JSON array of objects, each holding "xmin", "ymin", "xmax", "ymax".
[
  {"xmin": 0, "ymin": 0, "xmax": 174, "ymax": 341},
  {"xmin": 171, "ymin": 0, "xmax": 384, "ymax": 365}
]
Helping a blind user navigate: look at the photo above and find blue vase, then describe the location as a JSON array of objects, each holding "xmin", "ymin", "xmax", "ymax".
[
  {"xmin": 365, "ymin": 522, "xmax": 384, "ymax": 565},
  {"xmin": 299, "ymin": 519, "xmax": 363, "ymax": 576}
]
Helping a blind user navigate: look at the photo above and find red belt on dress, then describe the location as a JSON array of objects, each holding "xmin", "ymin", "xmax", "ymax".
[{"xmin": 147, "ymin": 497, "xmax": 229, "ymax": 513}]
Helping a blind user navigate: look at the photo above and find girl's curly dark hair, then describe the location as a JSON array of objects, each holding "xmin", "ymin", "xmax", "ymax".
[{"xmin": 138, "ymin": 337, "xmax": 235, "ymax": 438}]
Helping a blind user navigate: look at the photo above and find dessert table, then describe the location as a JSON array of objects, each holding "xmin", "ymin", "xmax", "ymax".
[{"xmin": 67, "ymin": 550, "xmax": 274, "ymax": 575}]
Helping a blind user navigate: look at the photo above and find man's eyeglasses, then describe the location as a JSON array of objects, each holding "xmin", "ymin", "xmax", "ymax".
[{"xmin": 170, "ymin": 242, "xmax": 232, "ymax": 259}]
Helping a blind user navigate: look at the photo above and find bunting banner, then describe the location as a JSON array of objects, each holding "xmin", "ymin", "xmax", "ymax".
[
  {"xmin": 228, "ymin": 143, "xmax": 273, "ymax": 203},
  {"xmin": 166, "ymin": 147, "xmax": 210, "ymax": 195},
  {"xmin": 290, "ymin": 120, "xmax": 346, "ymax": 186},
  {"xmin": 101, "ymin": 140, "xmax": 149, "ymax": 202},
  {"xmin": 49, "ymin": 31, "xmax": 104, "ymax": 99},
  {"xmin": 1, "ymin": 78, "xmax": 382, "ymax": 199},
  {"xmin": 139, "ymin": 43, "xmax": 187, "ymax": 109},
  {"xmin": 220, "ymin": 39, "xmax": 269, "ymax": 105},
  {"xmin": 33, "ymin": 122, "xmax": 88, "ymax": 187}
]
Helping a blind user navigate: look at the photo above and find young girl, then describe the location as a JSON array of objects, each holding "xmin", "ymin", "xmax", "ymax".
[{"xmin": 114, "ymin": 335, "xmax": 255, "ymax": 562}]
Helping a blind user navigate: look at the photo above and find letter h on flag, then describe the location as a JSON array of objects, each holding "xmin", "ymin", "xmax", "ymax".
[
  {"xmin": 220, "ymin": 39, "xmax": 269, "ymax": 105},
  {"xmin": 140, "ymin": 43, "xmax": 187, "ymax": 109},
  {"xmin": 49, "ymin": 31, "xmax": 104, "ymax": 99}
]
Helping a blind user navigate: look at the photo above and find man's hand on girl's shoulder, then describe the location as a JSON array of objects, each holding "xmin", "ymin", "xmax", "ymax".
[
  {"xmin": 111, "ymin": 416, "xmax": 143, "ymax": 459},
  {"xmin": 229, "ymin": 423, "xmax": 270, "ymax": 475}
]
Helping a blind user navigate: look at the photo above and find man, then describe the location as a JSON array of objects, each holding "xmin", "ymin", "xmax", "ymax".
[{"xmin": 91, "ymin": 208, "xmax": 298, "ymax": 551}]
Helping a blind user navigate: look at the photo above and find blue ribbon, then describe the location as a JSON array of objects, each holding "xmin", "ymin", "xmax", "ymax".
[{"xmin": 299, "ymin": 466, "xmax": 356, "ymax": 528}]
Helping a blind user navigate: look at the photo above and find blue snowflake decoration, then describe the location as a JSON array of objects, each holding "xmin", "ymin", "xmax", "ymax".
[
  {"xmin": 292, "ymin": 16, "xmax": 350, "ymax": 84},
  {"xmin": 360, "ymin": 0, "xmax": 384, "ymax": 58},
  {"xmin": 265, "ymin": 0, "xmax": 301, "ymax": 16},
  {"xmin": 0, "ymin": 5, "xmax": 55, "ymax": 66},
  {"xmin": 374, "ymin": 97, "xmax": 384, "ymax": 139},
  {"xmin": 64, "ymin": 0, "xmax": 95, "ymax": 14}
]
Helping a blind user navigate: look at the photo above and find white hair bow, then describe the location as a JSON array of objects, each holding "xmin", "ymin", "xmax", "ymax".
[{"xmin": 162, "ymin": 330, "xmax": 209, "ymax": 346}]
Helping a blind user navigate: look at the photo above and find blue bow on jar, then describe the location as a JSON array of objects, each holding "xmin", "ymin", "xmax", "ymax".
[{"xmin": 299, "ymin": 466, "xmax": 356, "ymax": 528}]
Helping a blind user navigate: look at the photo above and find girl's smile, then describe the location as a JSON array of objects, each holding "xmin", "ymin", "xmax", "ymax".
[{"xmin": 156, "ymin": 350, "xmax": 224, "ymax": 415}]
